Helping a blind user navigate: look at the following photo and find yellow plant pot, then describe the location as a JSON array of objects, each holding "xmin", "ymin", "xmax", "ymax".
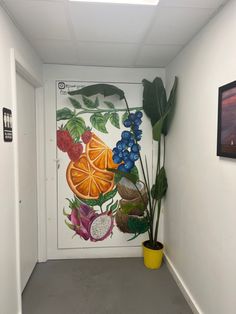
[{"xmin": 143, "ymin": 241, "xmax": 164, "ymax": 269}]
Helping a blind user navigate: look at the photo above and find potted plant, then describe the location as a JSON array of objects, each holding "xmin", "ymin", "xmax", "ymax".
[
  {"xmin": 66, "ymin": 78, "xmax": 178, "ymax": 268},
  {"xmin": 110, "ymin": 77, "xmax": 178, "ymax": 269}
]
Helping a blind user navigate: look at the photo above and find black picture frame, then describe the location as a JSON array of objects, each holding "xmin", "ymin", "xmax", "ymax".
[{"xmin": 217, "ymin": 80, "xmax": 236, "ymax": 158}]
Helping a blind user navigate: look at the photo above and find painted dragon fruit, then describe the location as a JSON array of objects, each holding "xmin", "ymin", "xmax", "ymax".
[{"xmin": 64, "ymin": 200, "xmax": 114, "ymax": 242}]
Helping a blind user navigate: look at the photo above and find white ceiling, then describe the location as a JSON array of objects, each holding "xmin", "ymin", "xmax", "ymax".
[{"xmin": 2, "ymin": 0, "xmax": 228, "ymax": 67}]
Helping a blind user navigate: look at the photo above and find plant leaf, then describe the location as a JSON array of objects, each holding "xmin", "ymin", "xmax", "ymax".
[
  {"xmin": 122, "ymin": 111, "xmax": 129, "ymax": 123},
  {"xmin": 68, "ymin": 97, "xmax": 82, "ymax": 109},
  {"xmin": 152, "ymin": 110, "xmax": 170, "ymax": 141},
  {"xmin": 162, "ymin": 77, "xmax": 178, "ymax": 135},
  {"xmin": 82, "ymin": 95, "xmax": 98, "ymax": 109},
  {"xmin": 90, "ymin": 113, "xmax": 108, "ymax": 133},
  {"xmin": 127, "ymin": 216, "xmax": 149, "ymax": 234},
  {"xmin": 104, "ymin": 112, "xmax": 111, "ymax": 122},
  {"xmin": 65, "ymin": 220, "xmax": 75, "ymax": 231},
  {"xmin": 104, "ymin": 101, "xmax": 115, "ymax": 109},
  {"xmin": 94, "ymin": 96, "xmax": 99, "ymax": 108},
  {"xmin": 107, "ymin": 168, "xmax": 138, "ymax": 184},
  {"xmin": 142, "ymin": 77, "xmax": 167, "ymax": 127},
  {"xmin": 56, "ymin": 108, "xmax": 74, "ymax": 121},
  {"xmin": 65, "ymin": 117, "xmax": 86, "ymax": 140},
  {"xmin": 151, "ymin": 167, "xmax": 168, "ymax": 200},
  {"xmin": 100, "ymin": 188, "xmax": 117, "ymax": 206},
  {"xmin": 68, "ymin": 84, "xmax": 125, "ymax": 100},
  {"xmin": 109, "ymin": 112, "xmax": 120, "ymax": 129},
  {"xmin": 110, "ymin": 200, "xmax": 119, "ymax": 212}
]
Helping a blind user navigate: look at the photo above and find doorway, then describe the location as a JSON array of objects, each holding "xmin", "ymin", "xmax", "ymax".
[{"xmin": 16, "ymin": 72, "xmax": 38, "ymax": 292}]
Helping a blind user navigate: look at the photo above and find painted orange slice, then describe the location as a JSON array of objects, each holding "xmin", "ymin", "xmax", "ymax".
[
  {"xmin": 66, "ymin": 153, "xmax": 115, "ymax": 199},
  {"xmin": 86, "ymin": 133, "xmax": 118, "ymax": 171}
]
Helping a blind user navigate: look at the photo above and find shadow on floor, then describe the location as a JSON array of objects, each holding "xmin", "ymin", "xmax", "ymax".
[{"xmin": 22, "ymin": 258, "xmax": 192, "ymax": 314}]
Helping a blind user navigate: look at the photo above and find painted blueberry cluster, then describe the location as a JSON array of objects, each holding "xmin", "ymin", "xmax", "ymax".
[{"xmin": 112, "ymin": 111, "xmax": 143, "ymax": 172}]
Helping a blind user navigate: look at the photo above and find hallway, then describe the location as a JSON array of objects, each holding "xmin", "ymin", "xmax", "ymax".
[{"xmin": 22, "ymin": 258, "xmax": 192, "ymax": 314}]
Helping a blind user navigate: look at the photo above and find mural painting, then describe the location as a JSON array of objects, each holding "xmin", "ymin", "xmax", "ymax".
[{"xmin": 56, "ymin": 81, "xmax": 151, "ymax": 248}]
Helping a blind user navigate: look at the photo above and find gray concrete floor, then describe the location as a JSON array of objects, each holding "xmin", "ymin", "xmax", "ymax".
[{"xmin": 22, "ymin": 258, "xmax": 192, "ymax": 314}]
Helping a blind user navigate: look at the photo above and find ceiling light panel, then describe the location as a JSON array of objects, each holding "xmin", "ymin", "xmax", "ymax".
[{"xmin": 69, "ymin": 0, "xmax": 159, "ymax": 5}]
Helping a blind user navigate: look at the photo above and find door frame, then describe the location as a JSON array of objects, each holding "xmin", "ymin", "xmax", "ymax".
[{"xmin": 10, "ymin": 49, "xmax": 46, "ymax": 313}]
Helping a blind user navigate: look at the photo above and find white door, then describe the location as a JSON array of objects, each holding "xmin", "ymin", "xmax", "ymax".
[{"xmin": 16, "ymin": 73, "xmax": 38, "ymax": 292}]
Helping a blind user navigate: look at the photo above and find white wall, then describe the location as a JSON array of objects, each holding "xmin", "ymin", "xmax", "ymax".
[
  {"xmin": 44, "ymin": 64, "xmax": 165, "ymax": 259},
  {"xmin": 165, "ymin": 1, "xmax": 236, "ymax": 313},
  {"xmin": 0, "ymin": 5, "xmax": 42, "ymax": 314}
]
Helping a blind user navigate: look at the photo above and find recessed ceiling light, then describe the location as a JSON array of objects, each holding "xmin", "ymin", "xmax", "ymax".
[{"xmin": 69, "ymin": 0, "xmax": 159, "ymax": 5}]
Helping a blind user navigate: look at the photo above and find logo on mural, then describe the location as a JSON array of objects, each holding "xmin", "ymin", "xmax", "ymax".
[{"xmin": 56, "ymin": 84, "xmax": 149, "ymax": 242}]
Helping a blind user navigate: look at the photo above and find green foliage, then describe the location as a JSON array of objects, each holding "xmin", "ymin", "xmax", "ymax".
[
  {"xmin": 90, "ymin": 113, "xmax": 108, "ymax": 133},
  {"xmin": 127, "ymin": 216, "xmax": 149, "ymax": 234},
  {"xmin": 82, "ymin": 95, "xmax": 99, "ymax": 109},
  {"xmin": 143, "ymin": 77, "xmax": 178, "ymax": 140},
  {"xmin": 81, "ymin": 188, "xmax": 118, "ymax": 207},
  {"xmin": 56, "ymin": 108, "xmax": 74, "ymax": 121},
  {"xmin": 109, "ymin": 200, "xmax": 119, "ymax": 212},
  {"xmin": 162, "ymin": 77, "xmax": 178, "ymax": 135},
  {"xmin": 104, "ymin": 101, "xmax": 115, "ymax": 109},
  {"xmin": 151, "ymin": 167, "xmax": 168, "ymax": 200},
  {"xmin": 68, "ymin": 97, "xmax": 82, "ymax": 109},
  {"xmin": 120, "ymin": 202, "xmax": 145, "ymax": 215},
  {"xmin": 108, "ymin": 168, "xmax": 139, "ymax": 184},
  {"xmin": 109, "ymin": 112, "xmax": 120, "ymax": 129},
  {"xmin": 122, "ymin": 111, "xmax": 129, "ymax": 123},
  {"xmin": 65, "ymin": 117, "xmax": 86, "ymax": 140},
  {"xmin": 68, "ymin": 83, "xmax": 125, "ymax": 100}
]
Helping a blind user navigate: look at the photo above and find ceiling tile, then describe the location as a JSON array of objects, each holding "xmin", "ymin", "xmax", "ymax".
[
  {"xmin": 158, "ymin": 0, "xmax": 228, "ymax": 9},
  {"xmin": 136, "ymin": 44, "xmax": 182, "ymax": 67},
  {"xmin": 32, "ymin": 39, "xmax": 79, "ymax": 64},
  {"xmin": 69, "ymin": 2, "xmax": 155, "ymax": 43},
  {"xmin": 4, "ymin": 0, "xmax": 71, "ymax": 40},
  {"xmin": 145, "ymin": 7, "xmax": 214, "ymax": 45},
  {"xmin": 76, "ymin": 42, "xmax": 138, "ymax": 66}
]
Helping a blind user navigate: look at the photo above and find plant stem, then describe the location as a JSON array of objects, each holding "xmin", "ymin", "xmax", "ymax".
[
  {"xmin": 75, "ymin": 106, "xmax": 143, "ymax": 116},
  {"xmin": 154, "ymin": 199, "xmax": 162, "ymax": 244}
]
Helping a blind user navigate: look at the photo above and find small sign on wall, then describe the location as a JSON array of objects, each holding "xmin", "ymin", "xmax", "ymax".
[{"xmin": 3, "ymin": 107, "xmax": 13, "ymax": 142}]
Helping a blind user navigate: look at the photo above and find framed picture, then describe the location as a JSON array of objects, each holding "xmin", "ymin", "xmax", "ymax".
[{"xmin": 217, "ymin": 80, "xmax": 236, "ymax": 158}]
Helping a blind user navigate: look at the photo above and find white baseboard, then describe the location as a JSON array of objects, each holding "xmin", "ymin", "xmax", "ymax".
[{"xmin": 164, "ymin": 253, "xmax": 203, "ymax": 314}]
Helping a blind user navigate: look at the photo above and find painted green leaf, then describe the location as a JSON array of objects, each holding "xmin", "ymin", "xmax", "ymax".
[
  {"xmin": 98, "ymin": 188, "xmax": 118, "ymax": 206},
  {"xmin": 110, "ymin": 112, "xmax": 120, "ymax": 129},
  {"xmin": 151, "ymin": 167, "xmax": 168, "ymax": 200},
  {"xmin": 122, "ymin": 111, "xmax": 129, "ymax": 123},
  {"xmin": 130, "ymin": 165, "xmax": 139, "ymax": 179},
  {"xmin": 104, "ymin": 101, "xmax": 115, "ymax": 109},
  {"xmin": 127, "ymin": 216, "xmax": 149, "ymax": 234},
  {"xmin": 107, "ymin": 168, "xmax": 139, "ymax": 184},
  {"xmin": 68, "ymin": 97, "xmax": 82, "ymax": 109},
  {"xmin": 94, "ymin": 96, "xmax": 99, "ymax": 108},
  {"xmin": 65, "ymin": 117, "xmax": 86, "ymax": 140},
  {"xmin": 68, "ymin": 84, "xmax": 125, "ymax": 100},
  {"xmin": 90, "ymin": 113, "xmax": 108, "ymax": 133},
  {"xmin": 65, "ymin": 220, "xmax": 75, "ymax": 231},
  {"xmin": 82, "ymin": 95, "xmax": 98, "ymax": 109},
  {"xmin": 56, "ymin": 107, "xmax": 74, "ymax": 121},
  {"xmin": 80, "ymin": 198, "xmax": 99, "ymax": 207},
  {"xmin": 110, "ymin": 200, "xmax": 118, "ymax": 212},
  {"xmin": 104, "ymin": 112, "xmax": 111, "ymax": 122}
]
